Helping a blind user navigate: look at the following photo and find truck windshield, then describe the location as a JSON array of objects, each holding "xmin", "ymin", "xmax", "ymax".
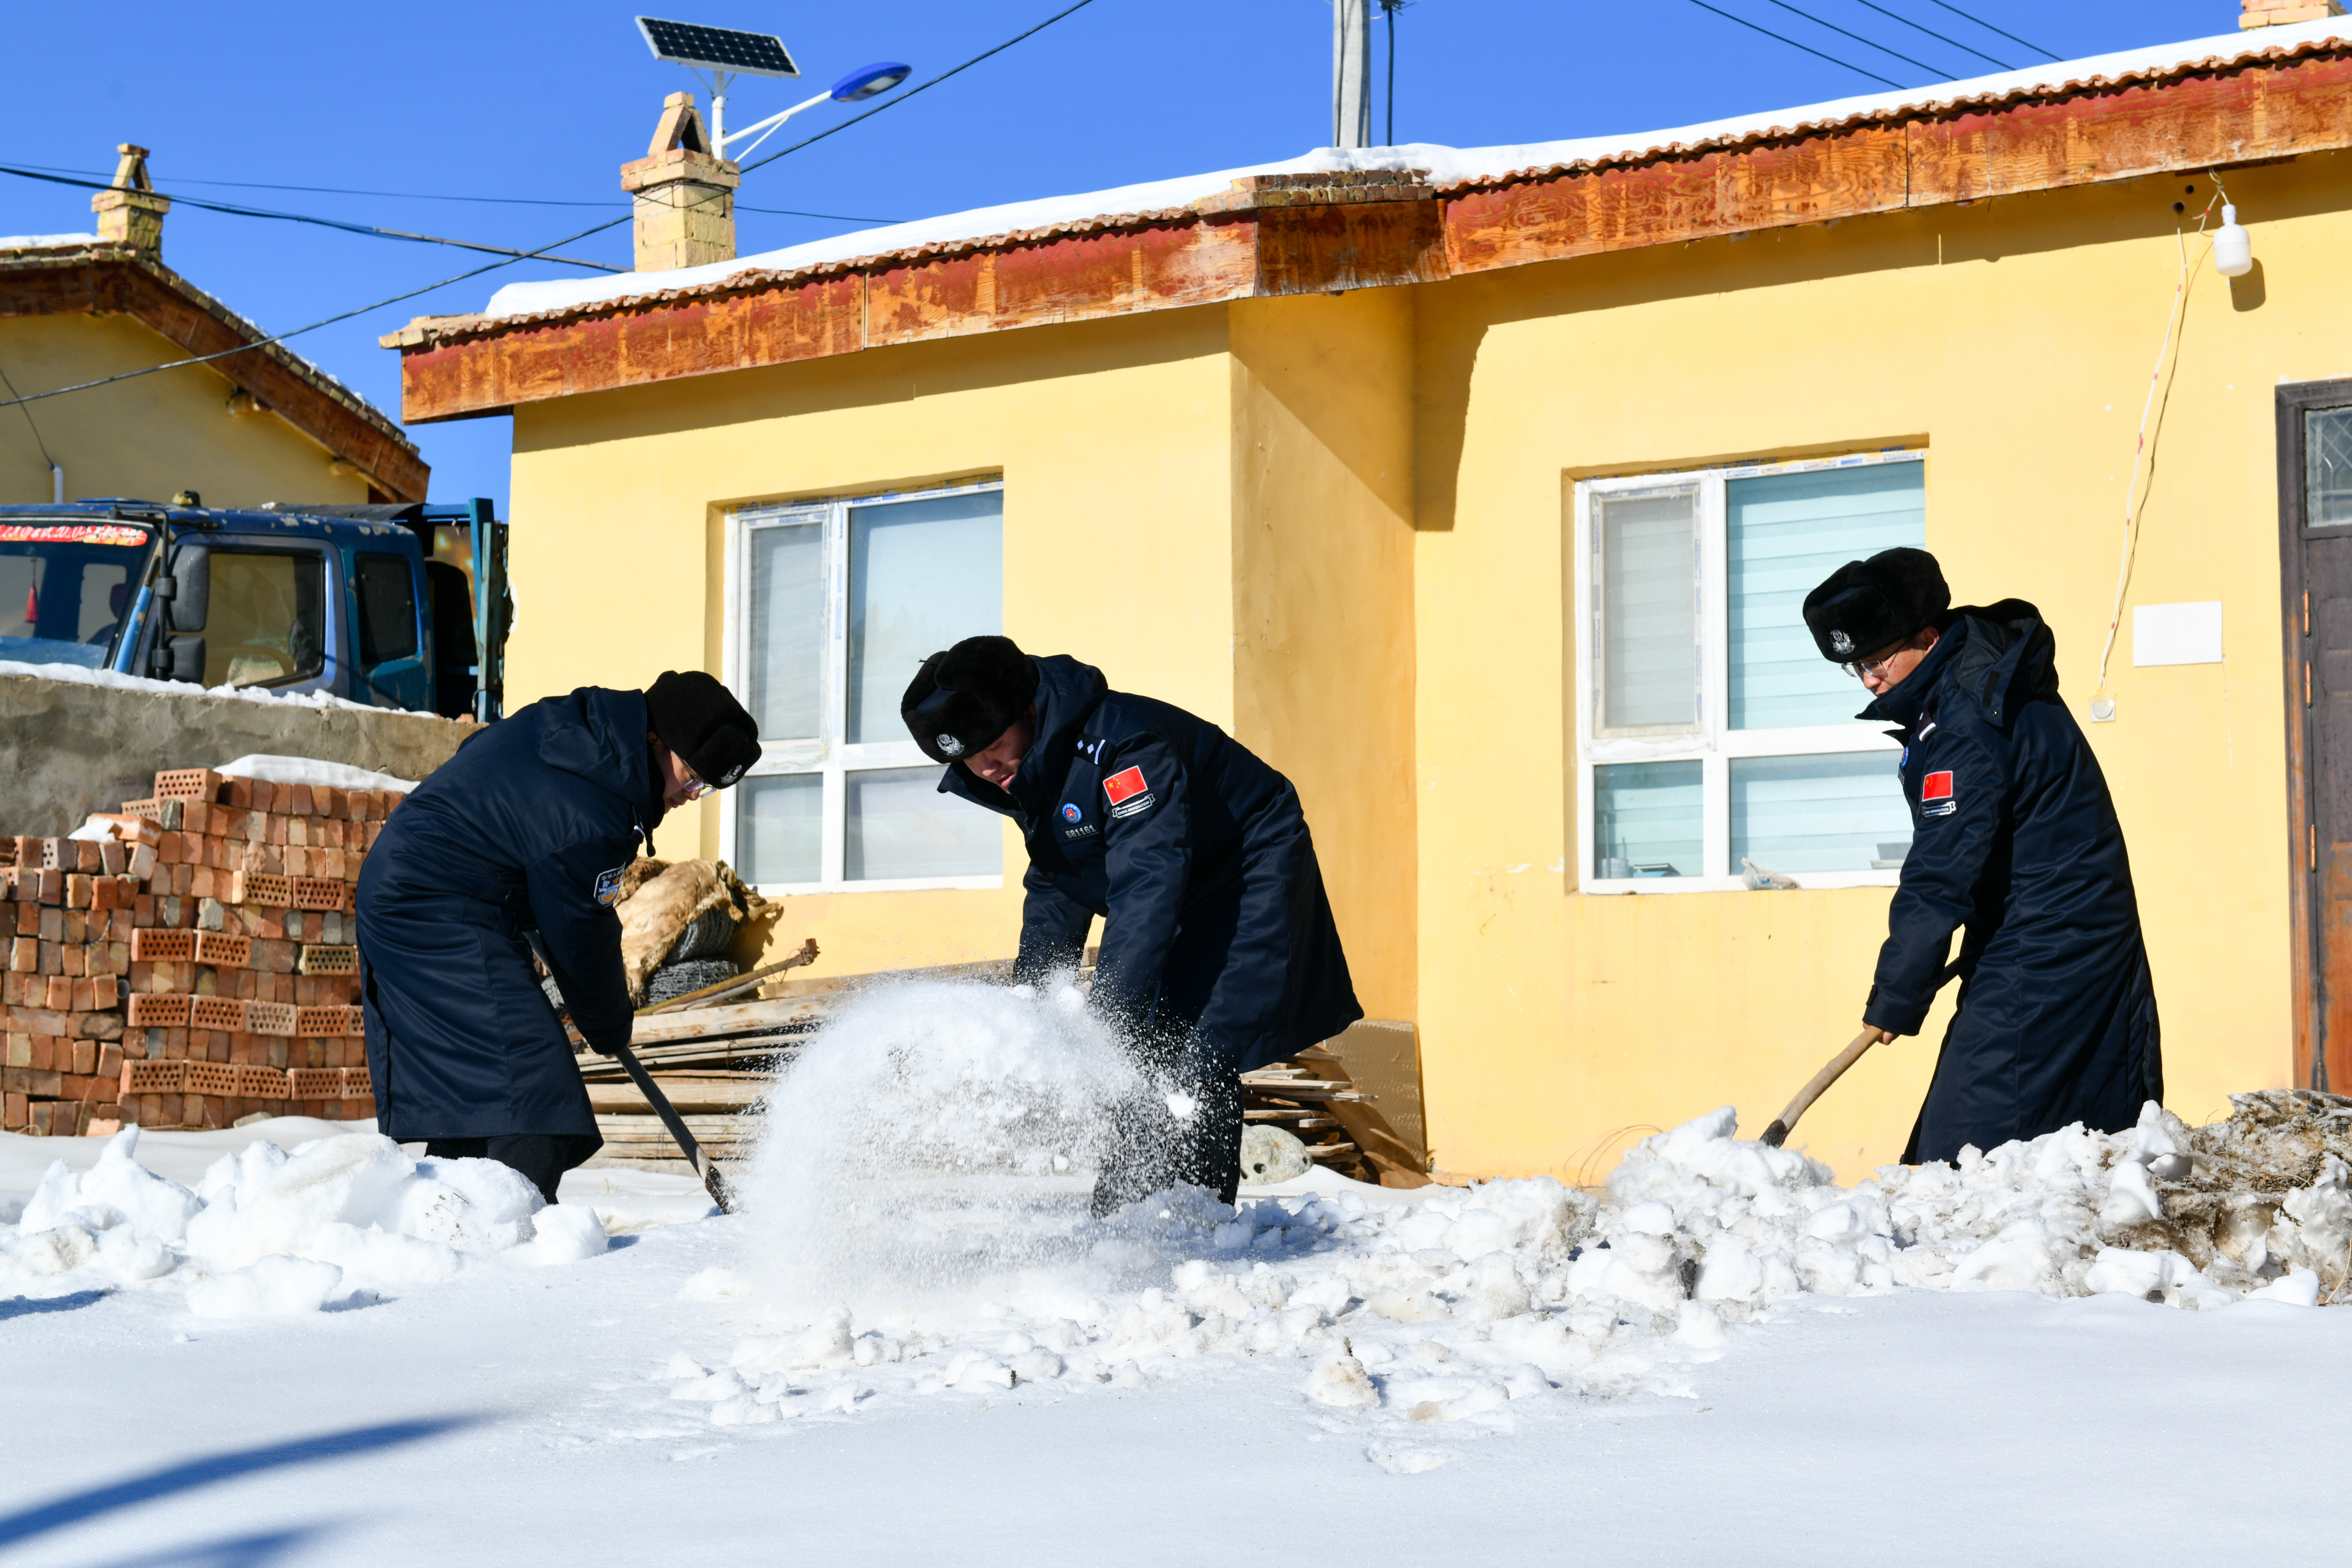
[{"xmin": 0, "ymin": 521, "xmax": 158, "ymax": 670}]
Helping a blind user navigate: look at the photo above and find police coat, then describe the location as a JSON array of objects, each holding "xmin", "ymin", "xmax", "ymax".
[
  {"xmin": 357, "ymin": 687, "xmax": 657, "ymax": 1140},
  {"xmin": 939, "ymin": 655, "xmax": 1362, "ymax": 1075},
  {"xmin": 1860, "ymin": 601, "xmax": 2162, "ymax": 1163}
]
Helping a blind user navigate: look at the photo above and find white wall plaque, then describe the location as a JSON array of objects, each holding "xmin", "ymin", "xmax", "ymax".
[{"xmin": 2132, "ymin": 601, "xmax": 2223, "ymax": 666}]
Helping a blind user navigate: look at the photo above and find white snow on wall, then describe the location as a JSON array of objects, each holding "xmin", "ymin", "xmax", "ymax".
[
  {"xmin": 0, "ymin": 659, "xmax": 380, "ymax": 712},
  {"xmin": 0, "ymin": 233, "xmax": 103, "ymax": 251},
  {"xmin": 480, "ymin": 17, "xmax": 2351, "ymax": 324}
]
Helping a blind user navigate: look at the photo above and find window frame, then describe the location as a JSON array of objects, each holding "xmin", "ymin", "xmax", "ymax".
[
  {"xmin": 1572, "ymin": 449, "xmax": 1924, "ymax": 895},
  {"xmin": 720, "ymin": 477, "xmax": 1008, "ymax": 895}
]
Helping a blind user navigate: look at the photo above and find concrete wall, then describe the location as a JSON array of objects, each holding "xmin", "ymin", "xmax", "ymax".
[
  {"xmin": 0, "ymin": 674, "xmax": 470, "ymax": 835},
  {"xmin": 0, "ymin": 313, "xmax": 373, "ymax": 509}
]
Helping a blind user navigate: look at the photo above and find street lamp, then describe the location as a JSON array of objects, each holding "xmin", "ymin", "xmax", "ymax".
[{"xmin": 635, "ymin": 17, "xmax": 908, "ymax": 160}]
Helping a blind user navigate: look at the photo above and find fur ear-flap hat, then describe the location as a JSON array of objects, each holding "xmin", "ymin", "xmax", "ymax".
[
  {"xmin": 901, "ymin": 635, "xmax": 1039, "ymax": 764},
  {"xmin": 644, "ymin": 670, "xmax": 762, "ymax": 788},
  {"xmin": 1801, "ymin": 547, "xmax": 1950, "ymax": 663}
]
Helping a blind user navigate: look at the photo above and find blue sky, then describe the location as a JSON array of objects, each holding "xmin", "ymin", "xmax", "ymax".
[{"xmin": 3, "ymin": 1, "xmax": 2245, "ymax": 512}]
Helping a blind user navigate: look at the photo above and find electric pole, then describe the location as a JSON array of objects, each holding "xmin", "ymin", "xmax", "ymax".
[{"xmin": 1333, "ymin": 0, "xmax": 1371, "ymax": 149}]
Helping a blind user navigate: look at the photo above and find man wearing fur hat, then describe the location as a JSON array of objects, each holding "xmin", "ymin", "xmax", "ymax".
[
  {"xmin": 902, "ymin": 636, "xmax": 1362, "ymax": 1212},
  {"xmin": 1802, "ymin": 549, "xmax": 2161, "ymax": 1164},
  {"xmin": 358, "ymin": 671, "xmax": 761, "ymax": 1201}
]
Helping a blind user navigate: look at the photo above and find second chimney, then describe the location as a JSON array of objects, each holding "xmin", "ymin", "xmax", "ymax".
[
  {"xmin": 91, "ymin": 143, "xmax": 169, "ymax": 254},
  {"xmin": 620, "ymin": 93, "xmax": 739, "ymax": 272},
  {"xmin": 2241, "ymin": 0, "xmax": 2346, "ymax": 27}
]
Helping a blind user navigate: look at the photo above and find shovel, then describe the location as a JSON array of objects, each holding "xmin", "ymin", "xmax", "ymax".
[
  {"xmin": 606, "ymin": 1042, "xmax": 737, "ymax": 1214},
  {"xmin": 1759, "ymin": 1027, "xmax": 1885, "ymax": 1149}
]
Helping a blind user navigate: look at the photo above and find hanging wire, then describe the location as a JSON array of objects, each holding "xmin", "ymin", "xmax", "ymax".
[
  {"xmin": 1755, "ymin": 0, "xmax": 1956, "ymax": 79},
  {"xmin": 1848, "ymin": 0, "xmax": 2012, "ymax": 71},
  {"xmin": 1917, "ymin": 0, "xmax": 2058, "ymax": 62},
  {"xmin": 1683, "ymin": 0, "xmax": 1907, "ymax": 89}
]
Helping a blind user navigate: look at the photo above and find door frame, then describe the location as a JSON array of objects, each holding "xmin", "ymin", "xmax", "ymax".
[{"xmin": 2274, "ymin": 378, "xmax": 2352, "ymax": 1092}]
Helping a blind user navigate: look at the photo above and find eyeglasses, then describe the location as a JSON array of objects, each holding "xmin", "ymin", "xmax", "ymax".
[
  {"xmin": 1840, "ymin": 645, "xmax": 1909, "ymax": 680},
  {"xmin": 678, "ymin": 761, "xmax": 712, "ymax": 801}
]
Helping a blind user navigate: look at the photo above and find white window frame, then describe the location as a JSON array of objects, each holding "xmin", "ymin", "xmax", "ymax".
[
  {"xmin": 719, "ymin": 477, "xmax": 1008, "ymax": 895},
  {"xmin": 1572, "ymin": 449, "xmax": 1924, "ymax": 895}
]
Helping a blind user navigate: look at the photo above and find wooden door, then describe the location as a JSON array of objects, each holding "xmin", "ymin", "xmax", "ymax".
[{"xmin": 2277, "ymin": 380, "xmax": 2352, "ymax": 1092}]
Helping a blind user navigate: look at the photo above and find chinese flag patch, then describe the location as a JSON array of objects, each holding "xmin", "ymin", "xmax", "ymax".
[
  {"xmin": 1103, "ymin": 766, "xmax": 1149, "ymax": 807},
  {"xmin": 1921, "ymin": 771, "xmax": 1954, "ymax": 801}
]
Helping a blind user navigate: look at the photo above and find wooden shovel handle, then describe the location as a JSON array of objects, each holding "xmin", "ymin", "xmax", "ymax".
[{"xmin": 1760, "ymin": 1027, "xmax": 1883, "ymax": 1148}]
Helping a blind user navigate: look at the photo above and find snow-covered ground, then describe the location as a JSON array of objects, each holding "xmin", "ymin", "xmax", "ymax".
[{"xmin": 5, "ymin": 981, "xmax": 2350, "ymax": 1562}]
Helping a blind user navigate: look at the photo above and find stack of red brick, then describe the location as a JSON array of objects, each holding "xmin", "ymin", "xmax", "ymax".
[{"xmin": 1, "ymin": 766, "xmax": 404, "ymax": 1136}]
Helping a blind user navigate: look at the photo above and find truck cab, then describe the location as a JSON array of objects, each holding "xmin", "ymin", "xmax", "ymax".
[{"xmin": 0, "ymin": 497, "xmax": 508, "ymax": 719}]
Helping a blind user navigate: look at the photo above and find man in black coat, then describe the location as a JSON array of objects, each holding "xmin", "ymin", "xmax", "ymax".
[
  {"xmin": 1803, "ymin": 549, "xmax": 2162, "ymax": 1164},
  {"xmin": 357, "ymin": 671, "xmax": 760, "ymax": 1201},
  {"xmin": 904, "ymin": 636, "xmax": 1362, "ymax": 1211}
]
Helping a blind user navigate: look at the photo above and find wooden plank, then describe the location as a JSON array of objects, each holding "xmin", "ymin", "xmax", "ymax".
[
  {"xmin": 1908, "ymin": 53, "xmax": 2352, "ymax": 204},
  {"xmin": 865, "ymin": 220, "xmax": 1257, "ymax": 347},
  {"xmin": 586, "ymin": 1077, "xmax": 765, "ymax": 1114},
  {"xmin": 624, "ymin": 994, "xmax": 831, "ymax": 1044},
  {"xmin": 1443, "ymin": 124, "xmax": 1908, "ymax": 277},
  {"xmin": 399, "ymin": 272, "xmax": 864, "ymax": 424},
  {"xmin": 1253, "ymin": 199, "xmax": 1449, "ymax": 295}
]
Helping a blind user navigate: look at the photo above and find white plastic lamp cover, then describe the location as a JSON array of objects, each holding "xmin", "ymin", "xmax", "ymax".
[{"xmin": 2213, "ymin": 204, "xmax": 2253, "ymax": 278}]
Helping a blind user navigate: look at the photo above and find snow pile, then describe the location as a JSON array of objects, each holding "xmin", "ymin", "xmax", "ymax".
[
  {"xmin": 0, "ymin": 1127, "xmax": 605, "ymax": 1314},
  {"xmin": 0, "ymin": 659, "xmax": 380, "ymax": 711},
  {"xmin": 677, "ymin": 983, "xmax": 2349, "ymax": 1452}
]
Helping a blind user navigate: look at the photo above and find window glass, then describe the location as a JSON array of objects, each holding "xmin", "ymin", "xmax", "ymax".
[
  {"xmin": 1730, "ymin": 753, "xmax": 1912, "ymax": 874},
  {"xmin": 1728, "ymin": 463, "xmax": 1925, "ymax": 728},
  {"xmin": 2306, "ymin": 407, "xmax": 2352, "ymax": 528},
  {"xmin": 846, "ymin": 492, "xmax": 1003, "ymax": 743},
  {"xmin": 736, "ymin": 773, "xmax": 823, "ymax": 885},
  {"xmin": 1596, "ymin": 488, "xmax": 1697, "ymax": 732},
  {"xmin": 354, "ymin": 553, "xmax": 419, "ymax": 666},
  {"xmin": 0, "ymin": 530, "xmax": 144, "ymax": 669},
  {"xmin": 845, "ymin": 766, "xmax": 1002, "ymax": 881},
  {"xmin": 203, "ymin": 551, "xmax": 325, "ymax": 688},
  {"xmin": 746, "ymin": 519, "xmax": 824, "ymax": 741},
  {"xmin": 1593, "ymin": 760, "xmax": 1702, "ymax": 878}
]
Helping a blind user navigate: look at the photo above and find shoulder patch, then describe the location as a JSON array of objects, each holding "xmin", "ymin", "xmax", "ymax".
[
  {"xmin": 1103, "ymin": 766, "xmax": 1156, "ymax": 820},
  {"xmin": 593, "ymin": 866, "xmax": 628, "ymax": 906},
  {"xmin": 1920, "ymin": 770, "xmax": 1956, "ymax": 818}
]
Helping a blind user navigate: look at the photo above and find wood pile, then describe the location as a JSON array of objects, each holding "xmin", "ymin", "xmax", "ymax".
[{"xmin": 0, "ymin": 766, "xmax": 388, "ymax": 1136}]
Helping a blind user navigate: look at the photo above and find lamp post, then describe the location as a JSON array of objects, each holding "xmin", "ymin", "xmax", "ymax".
[{"xmin": 635, "ymin": 16, "xmax": 909, "ymax": 160}]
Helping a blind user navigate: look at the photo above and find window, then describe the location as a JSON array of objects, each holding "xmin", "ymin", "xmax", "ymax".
[
  {"xmin": 725, "ymin": 481, "xmax": 1007, "ymax": 890},
  {"xmin": 1575, "ymin": 451, "xmax": 1924, "ymax": 890},
  {"xmin": 201, "ymin": 551, "xmax": 326, "ymax": 689},
  {"xmin": 353, "ymin": 553, "xmax": 419, "ymax": 666}
]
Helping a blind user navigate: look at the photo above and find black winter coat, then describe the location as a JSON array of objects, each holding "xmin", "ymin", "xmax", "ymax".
[
  {"xmin": 1860, "ymin": 602, "xmax": 2162, "ymax": 1163},
  {"xmin": 357, "ymin": 687, "xmax": 659, "ymax": 1140},
  {"xmin": 939, "ymin": 655, "xmax": 1362, "ymax": 1075}
]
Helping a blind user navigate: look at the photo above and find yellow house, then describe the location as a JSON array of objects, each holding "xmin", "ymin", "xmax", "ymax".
[
  {"xmin": 389, "ymin": 12, "xmax": 2352, "ymax": 1182},
  {"xmin": 2, "ymin": 145, "xmax": 426, "ymax": 507}
]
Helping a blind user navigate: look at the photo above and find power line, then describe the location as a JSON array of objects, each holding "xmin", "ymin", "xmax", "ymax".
[
  {"xmin": 1756, "ymin": 0, "xmax": 1954, "ymax": 80},
  {"xmin": 0, "ymin": 214, "xmax": 631, "ymax": 413},
  {"xmin": 1850, "ymin": 0, "xmax": 2011, "ymax": 71},
  {"xmin": 1918, "ymin": 0, "xmax": 2058, "ymax": 62},
  {"xmin": 0, "ymin": 164, "xmax": 624, "ymax": 272},
  {"xmin": 1683, "ymin": 1, "xmax": 1906, "ymax": 90},
  {"xmin": 3, "ymin": 161, "xmax": 908, "ymax": 224},
  {"xmin": 738, "ymin": 0, "xmax": 1107, "ymax": 176},
  {"xmin": 0, "ymin": 354, "xmax": 60, "ymax": 474}
]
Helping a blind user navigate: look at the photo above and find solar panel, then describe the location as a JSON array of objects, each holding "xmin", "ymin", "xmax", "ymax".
[{"xmin": 636, "ymin": 17, "xmax": 801, "ymax": 78}]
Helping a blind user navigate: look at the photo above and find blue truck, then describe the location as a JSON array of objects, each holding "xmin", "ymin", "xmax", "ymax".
[{"xmin": 0, "ymin": 497, "xmax": 508, "ymax": 720}]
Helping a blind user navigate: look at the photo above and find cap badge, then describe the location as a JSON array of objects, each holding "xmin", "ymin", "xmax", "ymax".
[
  {"xmin": 1830, "ymin": 629, "xmax": 1855, "ymax": 656},
  {"xmin": 937, "ymin": 734, "xmax": 965, "ymax": 756}
]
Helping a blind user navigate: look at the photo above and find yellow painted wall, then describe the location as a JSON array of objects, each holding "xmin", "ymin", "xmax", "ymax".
[
  {"xmin": 1413, "ymin": 154, "xmax": 2349, "ymax": 1182},
  {"xmin": 0, "ymin": 313, "xmax": 371, "ymax": 508},
  {"xmin": 1227, "ymin": 291, "xmax": 1419, "ymax": 1022},
  {"xmin": 508, "ymin": 309, "xmax": 1243, "ymax": 980}
]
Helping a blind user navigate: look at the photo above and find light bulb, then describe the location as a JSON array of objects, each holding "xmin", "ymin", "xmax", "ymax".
[{"xmin": 2213, "ymin": 203, "xmax": 2253, "ymax": 278}]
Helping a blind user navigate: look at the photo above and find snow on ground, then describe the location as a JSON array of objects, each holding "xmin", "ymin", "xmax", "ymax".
[{"xmin": 4, "ymin": 981, "xmax": 2350, "ymax": 1561}]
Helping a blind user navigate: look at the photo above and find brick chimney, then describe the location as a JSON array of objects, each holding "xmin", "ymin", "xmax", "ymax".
[
  {"xmin": 90, "ymin": 144, "xmax": 169, "ymax": 254},
  {"xmin": 620, "ymin": 93, "xmax": 739, "ymax": 272},
  {"xmin": 2241, "ymin": 0, "xmax": 2345, "ymax": 28}
]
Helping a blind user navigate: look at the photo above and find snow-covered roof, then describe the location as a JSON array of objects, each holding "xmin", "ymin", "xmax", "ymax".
[
  {"xmin": 0, "ymin": 232, "xmax": 103, "ymax": 251},
  {"xmin": 480, "ymin": 16, "xmax": 2352, "ymax": 325}
]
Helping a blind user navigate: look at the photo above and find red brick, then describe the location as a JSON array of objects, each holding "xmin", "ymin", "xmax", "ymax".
[
  {"xmin": 131, "ymin": 928, "xmax": 196, "ymax": 962},
  {"xmin": 191, "ymin": 931, "xmax": 249, "ymax": 968},
  {"xmin": 154, "ymin": 768, "xmax": 223, "ymax": 803}
]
